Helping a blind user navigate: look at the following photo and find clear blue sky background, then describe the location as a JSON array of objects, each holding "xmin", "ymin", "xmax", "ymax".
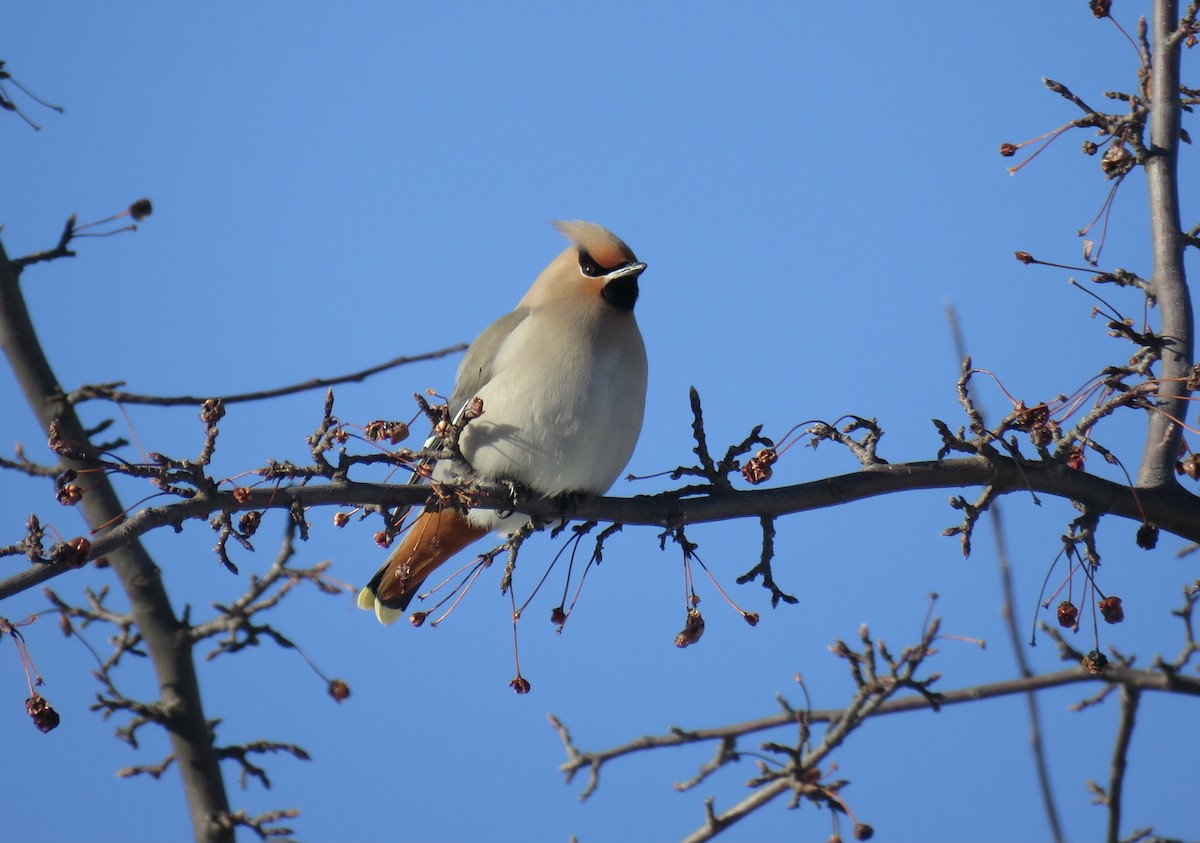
[{"xmin": 2, "ymin": 3, "xmax": 1197, "ymax": 842}]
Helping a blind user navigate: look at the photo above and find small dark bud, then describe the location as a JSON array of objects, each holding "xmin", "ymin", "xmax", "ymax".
[
  {"xmin": 999, "ymin": 142, "xmax": 1018, "ymax": 157},
  {"xmin": 743, "ymin": 612, "xmax": 760, "ymax": 627},
  {"xmin": 333, "ymin": 512, "xmax": 350, "ymax": 528},
  {"xmin": 1083, "ymin": 649, "xmax": 1109, "ymax": 675},
  {"xmin": 1136, "ymin": 522, "xmax": 1158, "ymax": 549},
  {"xmin": 1089, "ymin": 0, "xmax": 1111, "ymax": 18},
  {"xmin": 1081, "ymin": 140, "xmax": 1099, "ymax": 155},
  {"xmin": 854, "ymin": 824, "xmax": 875, "ymax": 841},
  {"xmin": 509, "ymin": 675, "xmax": 532, "ymax": 694},
  {"xmin": 328, "ymin": 679, "xmax": 351, "ymax": 702},
  {"xmin": 409, "ymin": 611, "xmax": 428, "ymax": 628},
  {"xmin": 128, "ymin": 198, "xmax": 153, "ymax": 221},
  {"xmin": 1014, "ymin": 251, "xmax": 1034, "ymax": 264},
  {"xmin": 550, "ymin": 606, "xmax": 567, "ymax": 626},
  {"xmin": 232, "ymin": 487, "xmax": 252, "ymax": 504}
]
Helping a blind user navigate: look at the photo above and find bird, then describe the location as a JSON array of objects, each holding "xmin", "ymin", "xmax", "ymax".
[{"xmin": 358, "ymin": 220, "xmax": 649, "ymax": 624}]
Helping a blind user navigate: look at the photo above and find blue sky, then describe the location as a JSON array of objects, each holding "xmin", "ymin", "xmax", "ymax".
[{"xmin": 2, "ymin": 3, "xmax": 1197, "ymax": 841}]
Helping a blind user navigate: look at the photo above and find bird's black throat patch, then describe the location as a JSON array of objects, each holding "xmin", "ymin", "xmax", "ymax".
[{"xmin": 601, "ymin": 276, "xmax": 639, "ymax": 312}]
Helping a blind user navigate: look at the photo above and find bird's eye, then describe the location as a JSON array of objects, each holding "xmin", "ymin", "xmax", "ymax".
[{"xmin": 578, "ymin": 250, "xmax": 604, "ymax": 278}]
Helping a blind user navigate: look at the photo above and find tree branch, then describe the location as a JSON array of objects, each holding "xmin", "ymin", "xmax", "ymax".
[
  {"xmin": 5, "ymin": 449, "xmax": 1199, "ymax": 604},
  {"xmin": 1138, "ymin": 0, "xmax": 1193, "ymax": 487},
  {"xmin": 65, "ymin": 344, "xmax": 468, "ymax": 407},
  {"xmin": 0, "ymin": 237, "xmax": 233, "ymax": 843}
]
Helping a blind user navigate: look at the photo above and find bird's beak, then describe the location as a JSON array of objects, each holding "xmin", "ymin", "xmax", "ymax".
[{"xmin": 606, "ymin": 261, "xmax": 647, "ymax": 282}]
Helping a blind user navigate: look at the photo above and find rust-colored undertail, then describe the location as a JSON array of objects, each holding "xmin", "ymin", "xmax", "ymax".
[{"xmin": 358, "ymin": 508, "xmax": 489, "ymax": 624}]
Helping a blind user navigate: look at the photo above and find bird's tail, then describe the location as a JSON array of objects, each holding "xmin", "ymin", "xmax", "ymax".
[{"xmin": 357, "ymin": 506, "xmax": 489, "ymax": 624}]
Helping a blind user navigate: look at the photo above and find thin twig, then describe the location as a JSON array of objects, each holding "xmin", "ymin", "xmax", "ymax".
[{"xmin": 67, "ymin": 344, "xmax": 469, "ymax": 407}]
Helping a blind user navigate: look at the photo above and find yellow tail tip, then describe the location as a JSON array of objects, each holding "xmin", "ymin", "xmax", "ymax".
[
  {"xmin": 357, "ymin": 585, "xmax": 406, "ymax": 625},
  {"xmin": 356, "ymin": 586, "xmax": 376, "ymax": 612},
  {"xmin": 374, "ymin": 602, "xmax": 405, "ymax": 625}
]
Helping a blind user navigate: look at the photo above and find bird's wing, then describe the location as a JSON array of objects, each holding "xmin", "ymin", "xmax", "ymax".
[
  {"xmin": 448, "ymin": 307, "xmax": 530, "ymax": 415},
  {"xmin": 358, "ymin": 306, "xmax": 533, "ymax": 619}
]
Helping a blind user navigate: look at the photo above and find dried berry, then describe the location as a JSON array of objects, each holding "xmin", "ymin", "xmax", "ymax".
[
  {"xmin": 365, "ymin": 420, "xmax": 409, "ymax": 444},
  {"xmin": 47, "ymin": 420, "xmax": 68, "ymax": 455},
  {"xmin": 854, "ymin": 824, "xmax": 875, "ymax": 841},
  {"xmin": 463, "ymin": 397, "xmax": 485, "ymax": 421},
  {"xmin": 328, "ymin": 679, "xmax": 351, "ymax": 703},
  {"xmin": 386, "ymin": 423, "xmax": 409, "ymax": 445},
  {"xmin": 1180, "ymin": 454, "xmax": 1200, "ymax": 480},
  {"xmin": 509, "ymin": 675, "xmax": 531, "ymax": 694},
  {"xmin": 56, "ymin": 483, "xmax": 82, "ymax": 506},
  {"xmin": 1030, "ymin": 425, "xmax": 1054, "ymax": 448},
  {"xmin": 237, "ymin": 511, "xmax": 261, "ymax": 536},
  {"xmin": 199, "ymin": 398, "xmax": 225, "ymax": 426},
  {"xmin": 409, "ymin": 611, "xmax": 428, "ymax": 628},
  {"xmin": 1099, "ymin": 596, "xmax": 1124, "ymax": 624},
  {"xmin": 1057, "ymin": 600, "xmax": 1079, "ymax": 628},
  {"xmin": 1100, "ymin": 142, "xmax": 1134, "ymax": 178},
  {"xmin": 675, "ymin": 609, "xmax": 705, "ymax": 648},
  {"xmin": 741, "ymin": 448, "xmax": 777, "ymax": 485},
  {"xmin": 1066, "ymin": 448, "xmax": 1086, "ymax": 471},
  {"xmin": 550, "ymin": 606, "xmax": 567, "ymax": 626},
  {"xmin": 26, "ymin": 694, "xmax": 59, "ymax": 733},
  {"xmin": 999, "ymin": 142, "xmax": 1017, "ymax": 157}
]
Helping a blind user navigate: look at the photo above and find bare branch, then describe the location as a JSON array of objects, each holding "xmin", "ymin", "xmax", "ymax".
[
  {"xmin": 66, "ymin": 344, "xmax": 468, "ymax": 407},
  {"xmin": 1106, "ymin": 687, "xmax": 1141, "ymax": 843}
]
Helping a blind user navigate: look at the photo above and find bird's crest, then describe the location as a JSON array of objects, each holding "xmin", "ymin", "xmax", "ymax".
[{"xmin": 553, "ymin": 220, "xmax": 637, "ymax": 270}]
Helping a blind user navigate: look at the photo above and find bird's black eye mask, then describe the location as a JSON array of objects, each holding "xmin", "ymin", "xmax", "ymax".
[
  {"xmin": 577, "ymin": 249, "xmax": 607, "ymax": 278},
  {"xmin": 578, "ymin": 248, "xmax": 641, "ymax": 312}
]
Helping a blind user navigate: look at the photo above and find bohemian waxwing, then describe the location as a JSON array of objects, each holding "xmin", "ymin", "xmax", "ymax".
[{"xmin": 358, "ymin": 220, "xmax": 649, "ymax": 624}]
